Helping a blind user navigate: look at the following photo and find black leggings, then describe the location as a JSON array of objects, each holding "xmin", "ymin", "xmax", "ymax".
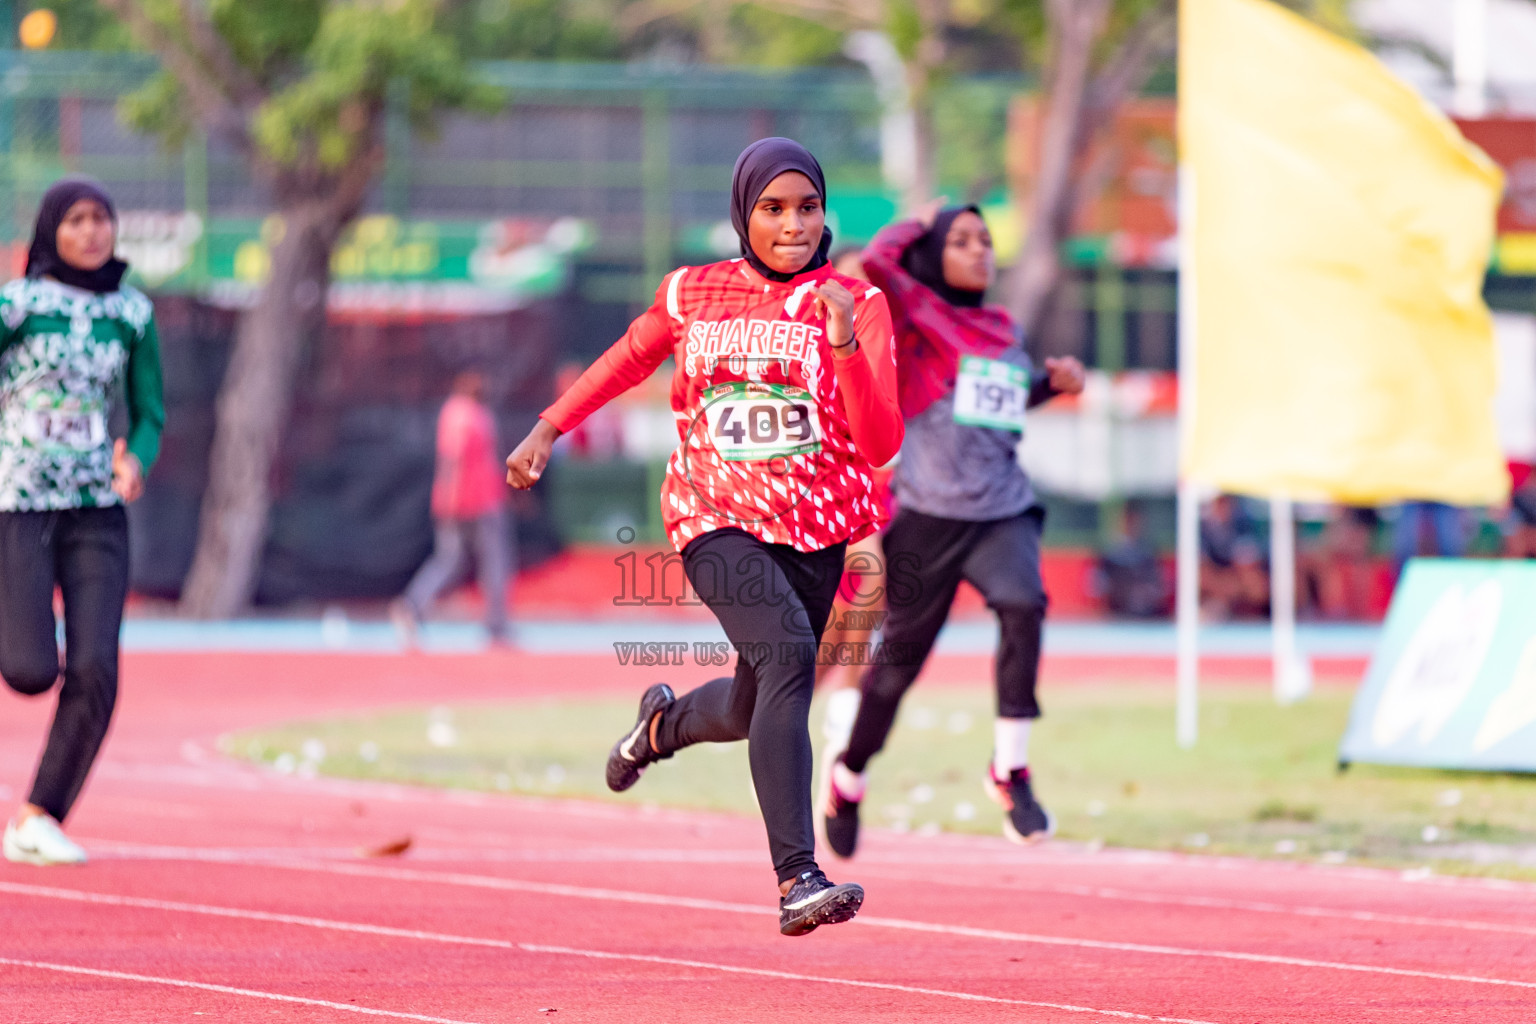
[
  {"xmin": 0, "ymin": 506, "xmax": 128, "ymax": 822},
  {"xmin": 844, "ymin": 507, "xmax": 1046, "ymax": 774},
  {"xmin": 654, "ymin": 528, "xmax": 845, "ymax": 884}
]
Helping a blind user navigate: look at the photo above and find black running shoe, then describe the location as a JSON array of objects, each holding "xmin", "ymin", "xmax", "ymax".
[
  {"xmin": 821, "ymin": 766, "xmax": 862, "ymax": 860},
  {"xmin": 778, "ymin": 869, "xmax": 864, "ymax": 936},
  {"xmin": 605, "ymin": 684, "xmax": 675, "ymax": 792},
  {"xmin": 987, "ymin": 764, "xmax": 1054, "ymax": 844}
]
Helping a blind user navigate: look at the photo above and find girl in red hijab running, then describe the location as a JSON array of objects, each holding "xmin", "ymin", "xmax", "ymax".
[
  {"xmin": 821, "ymin": 200, "xmax": 1085, "ymax": 858},
  {"xmin": 505, "ymin": 138, "xmax": 902, "ymax": 936}
]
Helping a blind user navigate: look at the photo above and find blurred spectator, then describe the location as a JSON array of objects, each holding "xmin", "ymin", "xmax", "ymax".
[
  {"xmin": 1300, "ymin": 505, "xmax": 1380, "ymax": 620},
  {"xmin": 1505, "ymin": 484, "xmax": 1536, "ymax": 559},
  {"xmin": 391, "ymin": 370, "xmax": 513, "ymax": 646},
  {"xmin": 1093, "ymin": 503, "xmax": 1170, "ymax": 618},
  {"xmin": 1390, "ymin": 501, "xmax": 1469, "ymax": 572},
  {"xmin": 1200, "ymin": 494, "xmax": 1269, "ymax": 620}
]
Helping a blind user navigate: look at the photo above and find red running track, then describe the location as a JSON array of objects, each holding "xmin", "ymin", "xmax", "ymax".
[{"xmin": 2, "ymin": 650, "xmax": 1533, "ymax": 1023}]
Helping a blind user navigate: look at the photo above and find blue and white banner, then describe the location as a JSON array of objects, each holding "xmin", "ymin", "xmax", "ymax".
[{"xmin": 1340, "ymin": 559, "xmax": 1536, "ymax": 772}]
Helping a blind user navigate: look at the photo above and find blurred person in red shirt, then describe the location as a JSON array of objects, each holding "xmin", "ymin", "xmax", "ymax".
[
  {"xmin": 1300, "ymin": 505, "xmax": 1381, "ymax": 620},
  {"xmin": 392, "ymin": 370, "xmax": 512, "ymax": 646}
]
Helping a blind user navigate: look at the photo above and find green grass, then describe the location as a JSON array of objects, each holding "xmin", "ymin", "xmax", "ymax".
[{"xmin": 224, "ymin": 681, "xmax": 1536, "ymax": 880}]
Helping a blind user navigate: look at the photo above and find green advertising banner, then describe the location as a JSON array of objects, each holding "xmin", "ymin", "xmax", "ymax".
[
  {"xmin": 1339, "ymin": 559, "xmax": 1536, "ymax": 773},
  {"xmin": 111, "ymin": 213, "xmax": 591, "ymax": 310}
]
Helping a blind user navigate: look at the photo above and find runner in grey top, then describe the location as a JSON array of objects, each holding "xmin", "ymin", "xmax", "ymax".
[
  {"xmin": 821, "ymin": 201, "xmax": 1085, "ymax": 858},
  {"xmin": 893, "ymin": 343, "xmax": 1057, "ymax": 521}
]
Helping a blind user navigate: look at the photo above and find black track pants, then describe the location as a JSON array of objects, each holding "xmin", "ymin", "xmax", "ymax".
[
  {"xmin": 843, "ymin": 507, "xmax": 1046, "ymax": 774},
  {"xmin": 0, "ymin": 506, "xmax": 128, "ymax": 822},
  {"xmin": 654, "ymin": 528, "xmax": 845, "ymax": 884}
]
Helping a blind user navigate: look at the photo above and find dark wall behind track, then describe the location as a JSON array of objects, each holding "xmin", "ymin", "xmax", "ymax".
[{"xmin": 126, "ymin": 294, "xmax": 568, "ymax": 605}]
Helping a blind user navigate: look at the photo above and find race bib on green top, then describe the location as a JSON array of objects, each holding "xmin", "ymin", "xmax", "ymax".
[
  {"xmin": 703, "ymin": 382, "xmax": 822, "ymax": 461},
  {"xmin": 19, "ymin": 394, "xmax": 107, "ymax": 454},
  {"xmin": 953, "ymin": 355, "xmax": 1029, "ymax": 432}
]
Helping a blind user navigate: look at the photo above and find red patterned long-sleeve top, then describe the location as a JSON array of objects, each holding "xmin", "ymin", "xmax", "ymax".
[{"xmin": 541, "ymin": 258, "xmax": 903, "ymax": 553}]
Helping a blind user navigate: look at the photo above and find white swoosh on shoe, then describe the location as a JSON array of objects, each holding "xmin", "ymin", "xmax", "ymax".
[
  {"xmin": 618, "ymin": 722, "xmax": 647, "ymax": 763},
  {"xmin": 783, "ymin": 890, "xmax": 837, "ymax": 911}
]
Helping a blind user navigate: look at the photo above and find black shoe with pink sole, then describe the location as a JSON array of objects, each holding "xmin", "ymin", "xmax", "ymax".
[
  {"xmin": 821, "ymin": 765, "xmax": 862, "ymax": 859},
  {"xmin": 987, "ymin": 764, "xmax": 1054, "ymax": 844}
]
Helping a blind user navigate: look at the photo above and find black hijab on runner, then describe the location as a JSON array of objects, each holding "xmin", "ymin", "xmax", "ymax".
[
  {"xmin": 901, "ymin": 203, "xmax": 985, "ymax": 309},
  {"xmin": 26, "ymin": 177, "xmax": 128, "ymax": 294},
  {"xmin": 730, "ymin": 137, "xmax": 833, "ymax": 283}
]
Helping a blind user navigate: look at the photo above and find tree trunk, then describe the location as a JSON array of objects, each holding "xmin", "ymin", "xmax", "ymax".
[
  {"xmin": 1004, "ymin": 1, "xmax": 1176, "ymax": 341},
  {"xmin": 178, "ymin": 200, "xmax": 340, "ymax": 617},
  {"xmin": 1002, "ymin": 0, "xmax": 1109, "ymax": 337},
  {"xmin": 180, "ymin": 139, "xmax": 382, "ymax": 618},
  {"xmin": 903, "ymin": 3, "xmax": 946, "ymax": 213},
  {"xmin": 906, "ymin": 75, "xmax": 938, "ymax": 212}
]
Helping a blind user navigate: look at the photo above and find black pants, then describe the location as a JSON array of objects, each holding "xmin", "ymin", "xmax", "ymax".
[
  {"xmin": 0, "ymin": 507, "xmax": 128, "ymax": 823},
  {"xmin": 844, "ymin": 507, "xmax": 1046, "ymax": 774},
  {"xmin": 655, "ymin": 528, "xmax": 845, "ymax": 884}
]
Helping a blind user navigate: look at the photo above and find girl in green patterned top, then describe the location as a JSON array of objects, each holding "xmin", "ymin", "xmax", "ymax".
[{"xmin": 0, "ymin": 178, "xmax": 164, "ymax": 866}]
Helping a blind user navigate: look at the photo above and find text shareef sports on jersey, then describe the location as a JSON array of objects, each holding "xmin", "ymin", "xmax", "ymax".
[{"xmin": 682, "ymin": 317, "xmax": 824, "ymax": 377}]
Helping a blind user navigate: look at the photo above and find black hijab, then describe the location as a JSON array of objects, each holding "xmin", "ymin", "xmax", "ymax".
[
  {"xmin": 26, "ymin": 177, "xmax": 129, "ymax": 294},
  {"xmin": 730, "ymin": 137, "xmax": 833, "ymax": 283},
  {"xmin": 901, "ymin": 204, "xmax": 985, "ymax": 309}
]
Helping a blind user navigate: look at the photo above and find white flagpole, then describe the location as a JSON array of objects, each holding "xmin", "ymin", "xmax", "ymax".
[
  {"xmin": 1453, "ymin": 0, "xmax": 1489, "ymax": 118},
  {"xmin": 1176, "ymin": 489, "xmax": 1200, "ymax": 747},
  {"xmin": 1269, "ymin": 495, "xmax": 1311, "ymax": 704},
  {"xmin": 1176, "ymin": 165, "xmax": 1199, "ymax": 748}
]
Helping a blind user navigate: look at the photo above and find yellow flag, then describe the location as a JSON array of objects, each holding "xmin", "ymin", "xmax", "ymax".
[{"xmin": 1179, "ymin": 0, "xmax": 1508, "ymax": 505}]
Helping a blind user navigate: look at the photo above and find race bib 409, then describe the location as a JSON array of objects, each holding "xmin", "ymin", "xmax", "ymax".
[{"xmin": 702, "ymin": 382, "xmax": 822, "ymax": 462}]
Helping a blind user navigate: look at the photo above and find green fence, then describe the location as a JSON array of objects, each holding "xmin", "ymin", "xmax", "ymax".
[
  {"xmin": 0, "ymin": 51, "xmax": 1187, "ymax": 365},
  {"xmin": 0, "ymin": 53, "xmax": 901, "ymax": 291}
]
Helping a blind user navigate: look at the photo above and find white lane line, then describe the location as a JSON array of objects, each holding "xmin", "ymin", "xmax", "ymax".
[
  {"xmin": 80, "ymin": 839, "xmax": 1536, "ymax": 922},
  {"xmin": 145, "ymin": 857, "xmax": 1536, "ymax": 992},
  {"xmin": 90, "ymin": 842, "xmax": 767, "ymax": 865},
  {"xmin": 859, "ymin": 915, "xmax": 1536, "ymax": 990},
  {"xmin": 0, "ymin": 956, "xmax": 482, "ymax": 1024},
  {"xmin": 0, "ymin": 882, "xmax": 1215, "ymax": 1024},
  {"xmin": 0, "ymin": 880, "xmax": 524, "ymax": 945},
  {"xmin": 855, "ymin": 872, "xmax": 1536, "ymax": 939},
  {"xmin": 87, "ymin": 843, "xmax": 1536, "ymax": 935},
  {"xmin": 514, "ymin": 943, "xmax": 1219, "ymax": 1022},
  {"xmin": 97, "ymin": 763, "xmax": 1536, "ymax": 896},
  {"xmin": 91, "ymin": 844, "xmax": 368, "ymax": 861},
  {"xmin": 99, "ymin": 762, "xmax": 720, "ymax": 826}
]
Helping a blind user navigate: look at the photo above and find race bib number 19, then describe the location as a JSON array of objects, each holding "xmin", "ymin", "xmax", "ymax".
[
  {"xmin": 703, "ymin": 382, "xmax": 822, "ymax": 462},
  {"xmin": 953, "ymin": 355, "xmax": 1029, "ymax": 433}
]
